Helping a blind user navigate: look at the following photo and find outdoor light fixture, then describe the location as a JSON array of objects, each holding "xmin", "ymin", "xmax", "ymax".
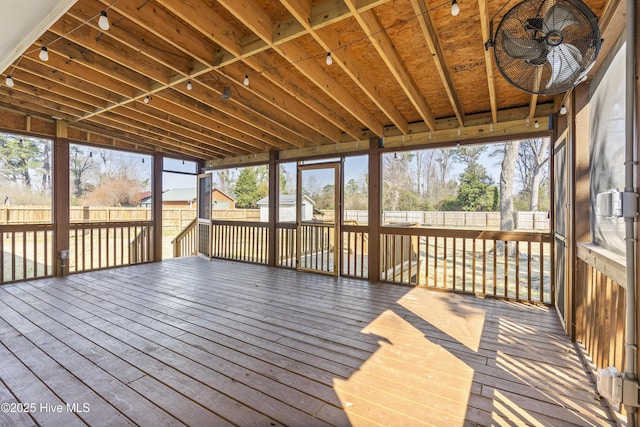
[
  {"xmin": 5, "ymin": 76, "xmax": 14, "ymax": 87},
  {"xmin": 98, "ymin": 11, "xmax": 110, "ymax": 30},
  {"xmin": 326, "ymin": 52, "xmax": 333, "ymax": 65},
  {"xmin": 222, "ymin": 87, "xmax": 231, "ymax": 100},
  {"xmin": 39, "ymin": 46, "xmax": 49, "ymax": 61},
  {"xmin": 186, "ymin": 80, "xmax": 192, "ymax": 90},
  {"xmin": 243, "ymin": 75, "xmax": 249, "ymax": 86},
  {"xmin": 451, "ymin": 0, "xmax": 460, "ymax": 16}
]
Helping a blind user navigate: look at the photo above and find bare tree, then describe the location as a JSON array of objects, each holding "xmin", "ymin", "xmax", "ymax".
[{"xmin": 500, "ymin": 141, "xmax": 520, "ymax": 231}]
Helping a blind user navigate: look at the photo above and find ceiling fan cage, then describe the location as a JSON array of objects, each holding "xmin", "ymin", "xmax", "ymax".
[{"xmin": 493, "ymin": 0, "xmax": 601, "ymax": 95}]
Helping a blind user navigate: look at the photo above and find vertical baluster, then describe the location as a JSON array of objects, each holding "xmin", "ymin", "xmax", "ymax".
[
  {"xmin": 22, "ymin": 231, "xmax": 27, "ymax": 279},
  {"xmin": 443, "ymin": 237, "xmax": 448, "ymax": 288},
  {"xmin": 504, "ymin": 241, "xmax": 508, "ymax": 298},
  {"xmin": 515, "ymin": 241, "xmax": 520, "ymax": 300},
  {"xmin": 527, "ymin": 241, "xmax": 532, "ymax": 302},
  {"xmin": 540, "ymin": 242, "xmax": 545, "ymax": 303},
  {"xmin": 105, "ymin": 227, "xmax": 110, "ymax": 267},
  {"xmin": 482, "ymin": 239, "xmax": 486, "ymax": 295},
  {"xmin": 472, "ymin": 239, "xmax": 476, "ymax": 293},
  {"xmin": 10, "ymin": 231, "xmax": 15, "ymax": 281},
  {"xmin": 33, "ymin": 230, "xmax": 38, "ymax": 278},
  {"xmin": 492, "ymin": 239, "xmax": 497, "ymax": 296},
  {"xmin": 0, "ymin": 230, "xmax": 4, "ymax": 281},
  {"xmin": 433, "ymin": 236, "xmax": 438, "ymax": 287}
]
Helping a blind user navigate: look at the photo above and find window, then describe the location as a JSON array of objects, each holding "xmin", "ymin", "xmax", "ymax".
[{"xmin": 209, "ymin": 165, "xmax": 269, "ymax": 221}]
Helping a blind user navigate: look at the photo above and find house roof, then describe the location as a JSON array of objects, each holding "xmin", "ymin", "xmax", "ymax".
[
  {"xmin": 0, "ymin": 0, "xmax": 619, "ymax": 164},
  {"xmin": 163, "ymin": 187, "xmax": 197, "ymax": 202}
]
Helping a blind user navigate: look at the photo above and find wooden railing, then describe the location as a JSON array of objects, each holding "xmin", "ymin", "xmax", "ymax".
[
  {"xmin": 298, "ymin": 222, "xmax": 334, "ymax": 272},
  {"xmin": 68, "ymin": 221, "xmax": 154, "ymax": 274},
  {"xmin": 0, "ymin": 224, "xmax": 54, "ymax": 284},
  {"xmin": 276, "ymin": 223, "xmax": 296, "ymax": 268},
  {"xmin": 171, "ymin": 218, "xmax": 198, "ymax": 257},
  {"xmin": 210, "ymin": 220, "xmax": 268, "ymax": 264},
  {"xmin": 575, "ymin": 244, "xmax": 626, "ymax": 373},
  {"xmin": 380, "ymin": 227, "xmax": 553, "ymax": 304},
  {"xmin": 342, "ymin": 224, "xmax": 368, "ymax": 279}
]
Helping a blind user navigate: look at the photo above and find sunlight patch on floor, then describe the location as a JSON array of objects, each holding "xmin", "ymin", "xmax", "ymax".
[{"xmin": 333, "ymin": 304, "xmax": 477, "ymax": 426}]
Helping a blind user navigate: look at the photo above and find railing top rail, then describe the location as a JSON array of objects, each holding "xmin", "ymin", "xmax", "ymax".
[
  {"xmin": 342, "ymin": 224, "xmax": 367, "ymax": 232},
  {"xmin": 381, "ymin": 225, "xmax": 552, "ymax": 242},
  {"xmin": 70, "ymin": 220, "xmax": 154, "ymax": 229},
  {"xmin": 171, "ymin": 218, "xmax": 197, "ymax": 244},
  {"xmin": 211, "ymin": 219, "xmax": 269, "ymax": 227},
  {"xmin": 0, "ymin": 223, "xmax": 54, "ymax": 232},
  {"xmin": 577, "ymin": 243, "xmax": 626, "ymax": 288}
]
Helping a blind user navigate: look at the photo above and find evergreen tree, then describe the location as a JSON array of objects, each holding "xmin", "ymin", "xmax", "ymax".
[
  {"xmin": 0, "ymin": 135, "xmax": 43, "ymax": 187},
  {"xmin": 234, "ymin": 167, "xmax": 262, "ymax": 208}
]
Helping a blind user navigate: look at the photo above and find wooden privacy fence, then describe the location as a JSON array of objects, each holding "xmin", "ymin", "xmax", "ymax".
[{"xmin": 575, "ymin": 244, "xmax": 626, "ymax": 374}]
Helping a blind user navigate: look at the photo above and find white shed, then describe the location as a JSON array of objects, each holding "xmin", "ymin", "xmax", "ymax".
[{"xmin": 257, "ymin": 195, "xmax": 315, "ymax": 222}]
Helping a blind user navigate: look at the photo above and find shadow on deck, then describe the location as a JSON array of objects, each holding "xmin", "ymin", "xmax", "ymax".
[{"xmin": 0, "ymin": 256, "xmax": 614, "ymax": 426}]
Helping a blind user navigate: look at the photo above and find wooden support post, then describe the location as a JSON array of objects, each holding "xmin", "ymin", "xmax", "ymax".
[
  {"xmin": 152, "ymin": 152, "xmax": 163, "ymax": 262},
  {"xmin": 268, "ymin": 150, "xmax": 277, "ymax": 267},
  {"xmin": 368, "ymin": 137, "xmax": 382, "ymax": 282},
  {"xmin": 53, "ymin": 120, "xmax": 70, "ymax": 277}
]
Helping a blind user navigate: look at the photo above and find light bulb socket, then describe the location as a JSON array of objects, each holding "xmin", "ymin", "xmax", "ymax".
[
  {"xmin": 39, "ymin": 46, "xmax": 49, "ymax": 61},
  {"xmin": 5, "ymin": 76, "xmax": 14, "ymax": 87},
  {"xmin": 326, "ymin": 52, "xmax": 333, "ymax": 65},
  {"xmin": 243, "ymin": 75, "xmax": 249, "ymax": 86},
  {"xmin": 451, "ymin": 0, "xmax": 460, "ymax": 16},
  {"xmin": 98, "ymin": 11, "xmax": 110, "ymax": 30},
  {"xmin": 222, "ymin": 87, "xmax": 231, "ymax": 100}
]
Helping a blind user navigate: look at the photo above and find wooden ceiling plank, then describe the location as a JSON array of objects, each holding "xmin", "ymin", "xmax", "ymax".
[
  {"xmin": 95, "ymin": 111, "xmax": 231, "ymax": 158},
  {"xmin": 148, "ymin": 94, "xmax": 272, "ymax": 152},
  {"xmin": 281, "ymin": 0, "xmax": 409, "ymax": 134},
  {"xmin": 217, "ymin": 64, "xmax": 342, "ymax": 143},
  {"xmin": 174, "ymin": 82, "xmax": 306, "ymax": 148},
  {"xmin": 410, "ymin": 0, "xmax": 465, "ymax": 127},
  {"xmin": 117, "ymin": 105, "xmax": 242, "ymax": 157},
  {"xmin": 155, "ymin": 0, "xmax": 242, "ymax": 57},
  {"xmin": 218, "ymin": 0, "xmax": 384, "ymax": 136},
  {"xmin": 12, "ymin": 63, "xmax": 109, "ymax": 108},
  {"xmin": 343, "ymin": 4, "xmax": 436, "ymax": 131},
  {"xmin": 67, "ymin": 1, "xmax": 195, "ymax": 76},
  {"xmin": 478, "ymin": 0, "xmax": 498, "ymax": 124},
  {"xmin": 97, "ymin": 0, "xmax": 224, "ymax": 68},
  {"xmin": 37, "ymin": 33, "xmax": 151, "ymax": 93},
  {"xmin": 0, "ymin": 87, "xmax": 85, "ymax": 119},
  {"xmin": 48, "ymin": 15, "xmax": 171, "ymax": 85},
  {"xmin": 160, "ymin": 89, "xmax": 284, "ymax": 149}
]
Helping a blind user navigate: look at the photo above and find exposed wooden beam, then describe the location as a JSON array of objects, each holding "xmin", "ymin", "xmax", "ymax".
[
  {"xmin": 478, "ymin": 0, "xmax": 498, "ymax": 124},
  {"xmin": 409, "ymin": 0, "xmax": 465, "ymax": 127},
  {"xmin": 343, "ymin": 3, "xmax": 436, "ymax": 131},
  {"xmin": 217, "ymin": 0, "xmax": 385, "ymax": 136},
  {"xmin": 280, "ymin": 0, "xmax": 410, "ymax": 134}
]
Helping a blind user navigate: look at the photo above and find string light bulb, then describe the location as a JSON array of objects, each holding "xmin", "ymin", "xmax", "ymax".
[
  {"xmin": 325, "ymin": 52, "xmax": 333, "ymax": 65},
  {"xmin": 39, "ymin": 46, "xmax": 49, "ymax": 61},
  {"xmin": 143, "ymin": 95, "xmax": 151, "ymax": 104},
  {"xmin": 186, "ymin": 80, "xmax": 192, "ymax": 91},
  {"xmin": 243, "ymin": 74, "xmax": 249, "ymax": 86},
  {"xmin": 451, "ymin": 0, "xmax": 460, "ymax": 16},
  {"xmin": 5, "ymin": 76, "xmax": 14, "ymax": 87},
  {"xmin": 534, "ymin": 120, "xmax": 540, "ymax": 128},
  {"xmin": 560, "ymin": 105, "xmax": 567, "ymax": 115},
  {"xmin": 98, "ymin": 11, "xmax": 110, "ymax": 31}
]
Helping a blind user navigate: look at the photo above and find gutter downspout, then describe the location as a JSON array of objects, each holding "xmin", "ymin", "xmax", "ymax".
[{"xmin": 624, "ymin": 0, "xmax": 638, "ymax": 425}]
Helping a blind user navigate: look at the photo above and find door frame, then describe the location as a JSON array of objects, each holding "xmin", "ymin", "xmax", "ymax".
[{"xmin": 296, "ymin": 161, "xmax": 341, "ymax": 276}]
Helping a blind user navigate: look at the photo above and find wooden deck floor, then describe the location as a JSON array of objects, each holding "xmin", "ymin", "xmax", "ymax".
[{"xmin": 0, "ymin": 256, "xmax": 615, "ymax": 426}]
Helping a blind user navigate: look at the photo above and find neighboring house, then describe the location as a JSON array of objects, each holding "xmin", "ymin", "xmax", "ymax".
[
  {"xmin": 139, "ymin": 187, "xmax": 235, "ymax": 209},
  {"xmin": 257, "ymin": 194, "xmax": 314, "ymax": 222},
  {"xmin": 212, "ymin": 188, "xmax": 235, "ymax": 210}
]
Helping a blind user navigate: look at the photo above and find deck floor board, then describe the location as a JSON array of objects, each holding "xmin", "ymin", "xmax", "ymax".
[{"xmin": 0, "ymin": 257, "xmax": 615, "ymax": 426}]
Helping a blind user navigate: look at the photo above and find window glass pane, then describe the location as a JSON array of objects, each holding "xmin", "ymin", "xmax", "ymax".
[
  {"xmin": 210, "ymin": 165, "xmax": 268, "ymax": 222},
  {"xmin": 0, "ymin": 132, "xmax": 52, "ymax": 222},
  {"xmin": 163, "ymin": 157, "xmax": 198, "ymax": 174},
  {"xmin": 278, "ymin": 162, "xmax": 296, "ymax": 222},
  {"xmin": 381, "ymin": 140, "xmax": 550, "ymax": 230},
  {"xmin": 69, "ymin": 145, "xmax": 152, "ymax": 222},
  {"xmin": 343, "ymin": 155, "xmax": 368, "ymax": 225}
]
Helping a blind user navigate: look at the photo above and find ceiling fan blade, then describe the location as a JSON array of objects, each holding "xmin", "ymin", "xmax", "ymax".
[
  {"xmin": 544, "ymin": 4, "xmax": 579, "ymax": 32},
  {"xmin": 546, "ymin": 43, "xmax": 582, "ymax": 89},
  {"xmin": 501, "ymin": 30, "xmax": 544, "ymax": 61}
]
